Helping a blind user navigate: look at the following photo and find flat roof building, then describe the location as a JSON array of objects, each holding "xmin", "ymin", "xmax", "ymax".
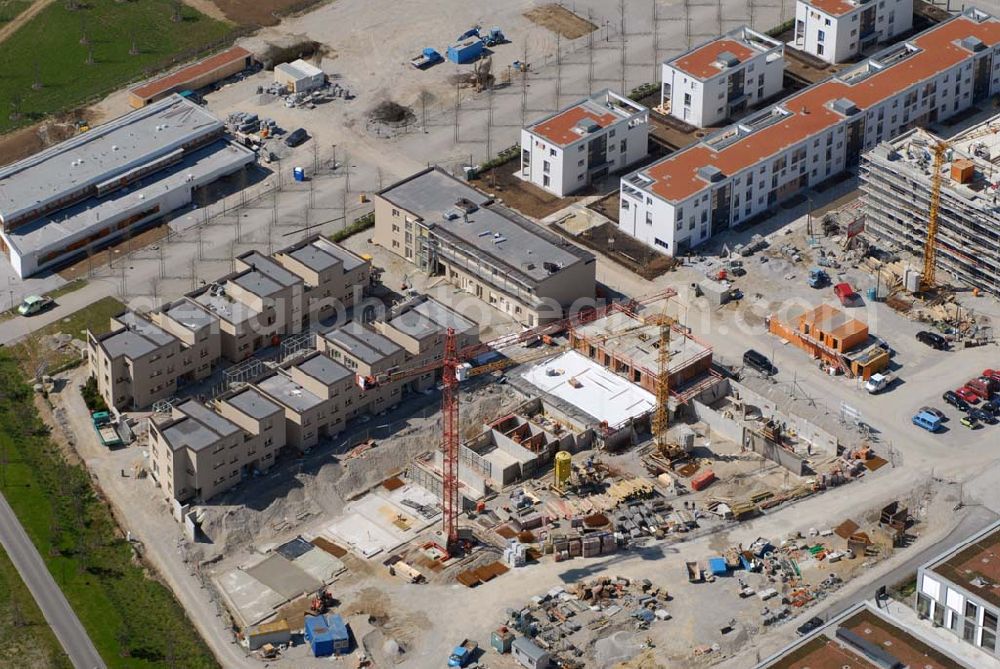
[
  {"xmin": 756, "ymin": 601, "xmax": 973, "ymax": 668},
  {"xmin": 148, "ymin": 392, "xmax": 285, "ymax": 503},
  {"xmin": 862, "ymin": 122, "xmax": 1000, "ymax": 296},
  {"xmin": 374, "ymin": 166, "xmax": 596, "ymax": 325},
  {"xmin": 917, "ymin": 519, "xmax": 1000, "ymax": 660},
  {"xmin": 519, "ymin": 89, "xmax": 649, "ymax": 196},
  {"xmin": 793, "ymin": 0, "xmax": 913, "ymax": 64},
  {"xmin": 0, "ymin": 94, "xmax": 255, "ymax": 277},
  {"xmin": 274, "ymin": 59, "xmax": 326, "ymax": 93},
  {"xmin": 619, "ymin": 9, "xmax": 1000, "ymax": 257},
  {"xmin": 662, "ymin": 27, "xmax": 785, "ymax": 127}
]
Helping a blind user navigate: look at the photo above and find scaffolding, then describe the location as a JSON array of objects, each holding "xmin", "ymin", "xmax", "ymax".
[{"xmin": 861, "ymin": 125, "xmax": 1000, "ymax": 297}]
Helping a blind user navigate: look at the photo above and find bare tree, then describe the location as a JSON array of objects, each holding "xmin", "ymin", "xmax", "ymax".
[
  {"xmin": 9, "ymin": 94, "xmax": 22, "ymax": 122},
  {"xmin": 85, "ymin": 46, "xmax": 94, "ymax": 66},
  {"xmin": 31, "ymin": 61, "xmax": 42, "ymax": 90},
  {"xmin": 79, "ymin": 17, "xmax": 89, "ymax": 45},
  {"xmin": 129, "ymin": 32, "xmax": 139, "ymax": 57},
  {"xmin": 171, "ymin": 0, "xmax": 182, "ymax": 23}
]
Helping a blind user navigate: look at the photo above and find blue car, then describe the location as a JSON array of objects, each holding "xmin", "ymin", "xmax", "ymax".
[{"xmin": 912, "ymin": 411, "xmax": 942, "ymax": 433}]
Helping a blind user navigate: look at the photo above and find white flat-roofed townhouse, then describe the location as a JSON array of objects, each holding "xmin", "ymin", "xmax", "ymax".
[
  {"xmin": 794, "ymin": 0, "xmax": 913, "ymax": 64},
  {"xmin": 661, "ymin": 27, "xmax": 785, "ymax": 127},
  {"xmin": 520, "ymin": 89, "xmax": 649, "ymax": 197},
  {"xmin": 618, "ymin": 9, "xmax": 1000, "ymax": 257}
]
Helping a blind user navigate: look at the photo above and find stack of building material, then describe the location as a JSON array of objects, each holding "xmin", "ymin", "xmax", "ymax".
[{"xmin": 504, "ymin": 539, "xmax": 528, "ymax": 567}]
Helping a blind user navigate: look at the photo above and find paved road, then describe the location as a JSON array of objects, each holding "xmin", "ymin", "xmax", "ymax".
[{"xmin": 0, "ymin": 491, "xmax": 105, "ymax": 669}]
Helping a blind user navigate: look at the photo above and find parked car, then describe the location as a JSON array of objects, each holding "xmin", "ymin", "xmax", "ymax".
[
  {"xmin": 17, "ymin": 295, "xmax": 53, "ymax": 316},
  {"xmin": 955, "ymin": 386, "xmax": 982, "ymax": 404},
  {"xmin": 918, "ymin": 406, "xmax": 946, "ymax": 421},
  {"xmin": 743, "ymin": 349, "xmax": 777, "ymax": 376},
  {"xmin": 916, "ymin": 331, "xmax": 948, "ymax": 350},
  {"xmin": 912, "ymin": 411, "xmax": 943, "ymax": 433},
  {"xmin": 833, "ymin": 282, "xmax": 859, "ymax": 306},
  {"xmin": 796, "ymin": 616, "xmax": 825, "ymax": 636},
  {"xmin": 961, "ymin": 415, "xmax": 980, "ymax": 429},
  {"xmin": 983, "ymin": 369, "xmax": 1000, "ymax": 384},
  {"xmin": 973, "ymin": 408, "xmax": 998, "ymax": 425},
  {"xmin": 942, "ymin": 391, "xmax": 970, "ymax": 413},
  {"xmin": 284, "ymin": 127, "xmax": 308, "ymax": 147}
]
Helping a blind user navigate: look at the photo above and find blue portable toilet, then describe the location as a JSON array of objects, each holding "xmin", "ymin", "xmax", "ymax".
[
  {"xmin": 293, "ymin": 166, "xmax": 305, "ymax": 182},
  {"xmin": 447, "ymin": 37, "xmax": 485, "ymax": 64},
  {"xmin": 707, "ymin": 556, "xmax": 728, "ymax": 576}
]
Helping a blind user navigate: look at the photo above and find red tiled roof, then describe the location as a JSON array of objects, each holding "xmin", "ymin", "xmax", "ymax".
[
  {"xmin": 805, "ymin": 0, "xmax": 859, "ymax": 18},
  {"xmin": 645, "ymin": 16, "xmax": 1000, "ymax": 203},
  {"xmin": 531, "ymin": 106, "xmax": 618, "ymax": 146},
  {"xmin": 672, "ymin": 39, "xmax": 757, "ymax": 79},
  {"xmin": 130, "ymin": 47, "xmax": 251, "ymax": 100}
]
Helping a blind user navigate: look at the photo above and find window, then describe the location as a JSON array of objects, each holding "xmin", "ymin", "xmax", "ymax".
[
  {"xmin": 609, "ymin": 129, "xmax": 616, "ymax": 138},
  {"xmin": 824, "ymin": 18, "xmax": 831, "ymax": 25},
  {"xmin": 621, "ymin": 199, "xmax": 630, "ymax": 210},
  {"xmin": 543, "ymin": 160, "xmax": 550, "ymax": 174},
  {"xmin": 549, "ymin": 148, "xmax": 556, "ymax": 157},
  {"xmin": 654, "ymin": 238, "xmax": 669, "ymax": 250},
  {"xmin": 543, "ymin": 175, "xmax": 550, "ymax": 187},
  {"xmin": 646, "ymin": 212, "xmax": 653, "ymax": 225},
  {"xmin": 817, "ymin": 44, "xmax": 825, "ymax": 56},
  {"xmin": 818, "ymin": 30, "xmax": 826, "ymax": 41},
  {"xmin": 684, "ymin": 93, "xmax": 692, "ymax": 106},
  {"xmin": 620, "ymin": 139, "xmax": 627, "ymax": 153},
  {"xmin": 391, "ymin": 208, "xmax": 399, "ymax": 216}
]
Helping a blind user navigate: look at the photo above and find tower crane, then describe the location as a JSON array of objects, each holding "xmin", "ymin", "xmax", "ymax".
[
  {"xmin": 357, "ymin": 289, "xmax": 678, "ymax": 552},
  {"xmin": 921, "ymin": 141, "xmax": 948, "ymax": 291}
]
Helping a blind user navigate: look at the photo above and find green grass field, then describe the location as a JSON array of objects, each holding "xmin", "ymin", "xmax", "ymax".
[
  {"xmin": 0, "ymin": 349, "xmax": 219, "ymax": 668},
  {"xmin": 0, "ymin": 544, "xmax": 72, "ymax": 669},
  {"xmin": 0, "ymin": 0, "xmax": 232, "ymax": 134},
  {"xmin": 0, "ymin": 0, "xmax": 32, "ymax": 24}
]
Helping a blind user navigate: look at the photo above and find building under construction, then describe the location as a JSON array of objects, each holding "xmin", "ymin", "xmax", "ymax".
[
  {"xmin": 860, "ymin": 119, "xmax": 1000, "ymax": 296},
  {"xmin": 568, "ymin": 300, "xmax": 717, "ymax": 404}
]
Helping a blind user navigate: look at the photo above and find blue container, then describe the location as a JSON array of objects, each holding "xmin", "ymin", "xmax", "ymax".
[
  {"xmin": 708, "ymin": 556, "xmax": 728, "ymax": 576},
  {"xmin": 293, "ymin": 166, "xmax": 305, "ymax": 182},
  {"xmin": 866, "ymin": 287, "xmax": 877, "ymax": 301},
  {"xmin": 447, "ymin": 37, "xmax": 485, "ymax": 64}
]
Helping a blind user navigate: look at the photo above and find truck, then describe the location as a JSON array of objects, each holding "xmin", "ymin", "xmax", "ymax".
[
  {"xmin": 448, "ymin": 639, "xmax": 478, "ymax": 667},
  {"xmin": 864, "ymin": 372, "xmax": 895, "ymax": 394},
  {"xmin": 833, "ymin": 282, "xmax": 858, "ymax": 306},
  {"xmin": 92, "ymin": 411, "xmax": 123, "ymax": 448},
  {"xmin": 807, "ymin": 267, "xmax": 829, "ymax": 288},
  {"xmin": 410, "ymin": 48, "xmax": 443, "ymax": 69}
]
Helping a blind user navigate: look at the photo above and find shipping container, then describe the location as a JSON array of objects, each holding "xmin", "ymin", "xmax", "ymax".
[
  {"xmin": 690, "ymin": 470, "xmax": 717, "ymax": 491},
  {"xmin": 447, "ymin": 37, "xmax": 485, "ymax": 64}
]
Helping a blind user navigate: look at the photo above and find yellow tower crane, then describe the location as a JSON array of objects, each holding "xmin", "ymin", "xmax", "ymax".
[
  {"xmin": 921, "ymin": 142, "xmax": 948, "ymax": 291},
  {"xmin": 646, "ymin": 308, "xmax": 683, "ymax": 460}
]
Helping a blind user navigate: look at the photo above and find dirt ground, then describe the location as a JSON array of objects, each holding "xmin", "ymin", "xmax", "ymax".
[
  {"xmin": 568, "ymin": 220, "xmax": 677, "ymax": 280},
  {"xmin": 0, "ymin": 110, "xmax": 95, "ymax": 168},
  {"xmin": 204, "ymin": 0, "xmax": 326, "ymax": 26},
  {"xmin": 473, "ymin": 159, "xmax": 592, "ymax": 219},
  {"xmin": 524, "ymin": 4, "xmax": 597, "ymax": 40}
]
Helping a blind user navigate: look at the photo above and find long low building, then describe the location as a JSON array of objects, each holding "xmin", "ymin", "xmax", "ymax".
[
  {"xmin": 618, "ymin": 8, "xmax": 1000, "ymax": 256},
  {"xmin": 861, "ymin": 122, "xmax": 1000, "ymax": 295},
  {"xmin": 128, "ymin": 46, "xmax": 253, "ymax": 108},
  {"xmin": 0, "ymin": 94, "xmax": 255, "ymax": 278},
  {"xmin": 374, "ymin": 167, "xmax": 596, "ymax": 326}
]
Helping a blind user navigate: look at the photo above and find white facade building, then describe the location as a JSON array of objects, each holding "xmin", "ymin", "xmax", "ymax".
[
  {"xmin": 794, "ymin": 0, "xmax": 914, "ymax": 64},
  {"xmin": 618, "ymin": 9, "xmax": 1000, "ymax": 257},
  {"xmin": 520, "ymin": 90, "xmax": 648, "ymax": 197},
  {"xmin": 661, "ymin": 26, "xmax": 785, "ymax": 127},
  {"xmin": 274, "ymin": 59, "xmax": 326, "ymax": 93}
]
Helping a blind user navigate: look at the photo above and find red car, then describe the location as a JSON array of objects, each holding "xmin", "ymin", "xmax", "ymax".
[
  {"xmin": 833, "ymin": 282, "xmax": 858, "ymax": 306},
  {"xmin": 955, "ymin": 386, "xmax": 982, "ymax": 404},
  {"xmin": 984, "ymin": 369, "xmax": 1000, "ymax": 384}
]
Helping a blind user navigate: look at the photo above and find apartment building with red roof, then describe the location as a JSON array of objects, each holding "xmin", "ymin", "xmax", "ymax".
[
  {"xmin": 618, "ymin": 8, "xmax": 1000, "ymax": 257},
  {"xmin": 794, "ymin": 0, "xmax": 913, "ymax": 64},
  {"xmin": 519, "ymin": 89, "xmax": 649, "ymax": 197},
  {"xmin": 661, "ymin": 26, "xmax": 785, "ymax": 127}
]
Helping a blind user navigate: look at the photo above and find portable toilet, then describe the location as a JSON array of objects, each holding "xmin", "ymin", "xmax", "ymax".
[{"xmin": 293, "ymin": 166, "xmax": 305, "ymax": 182}]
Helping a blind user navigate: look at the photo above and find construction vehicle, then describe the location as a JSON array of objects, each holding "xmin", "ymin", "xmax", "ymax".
[
  {"xmin": 807, "ymin": 267, "xmax": 829, "ymax": 288},
  {"xmin": 410, "ymin": 48, "xmax": 443, "ymax": 69},
  {"xmin": 356, "ymin": 289, "xmax": 679, "ymax": 553},
  {"xmin": 92, "ymin": 412, "xmax": 123, "ymax": 448},
  {"xmin": 448, "ymin": 639, "xmax": 478, "ymax": 667},
  {"xmin": 482, "ymin": 26, "xmax": 506, "ymax": 46},
  {"xmin": 309, "ymin": 588, "xmax": 335, "ymax": 614}
]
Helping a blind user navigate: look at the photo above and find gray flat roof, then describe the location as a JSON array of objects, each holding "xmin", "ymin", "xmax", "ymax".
[
  {"xmin": 162, "ymin": 400, "xmax": 240, "ymax": 452},
  {"xmin": 284, "ymin": 237, "xmax": 366, "ymax": 274},
  {"xmin": 100, "ymin": 311, "xmax": 176, "ymax": 360},
  {"xmin": 0, "ymin": 95, "xmax": 223, "ymax": 225},
  {"xmin": 223, "ymin": 388, "xmax": 282, "ymax": 421},
  {"xmin": 294, "ymin": 352, "xmax": 351, "ymax": 387},
  {"xmin": 321, "ymin": 321, "xmax": 402, "ymax": 365},
  {"xmin": 4, "ymin": 139, "xmax": 255, "ymax": 257},
  {"xmin": 162, "ymin": 298, "xmax": 218, "ymax": 332},
  {"xmin": 388, "ymin": 297, "xmax": 476, "ymax": 341},
  {"xmin": 256, "ymin": 373, "xmax": 324, "ymax": 413},
  {"xmin": 193, "ymin": 285, "xmax": 260, "ymax": 325},
  {"xmin": 378, "ymin": 167, "xmax": 591, "ymax": 286},
  {"xmin": 239, "ymin": 251, "xmax": 301, "ymax": 288}
]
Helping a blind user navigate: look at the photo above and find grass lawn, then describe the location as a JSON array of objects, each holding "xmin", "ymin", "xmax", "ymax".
[
  {"xmin": 11, "ymin": 295, "xmax": 124, "ymax": 375},
  {"xmin": 0, "ymin": 0, "xmax": 232, "ymax": 134},
  {"xmin": 0, "ymin": 544, "xmax": 72, "ymax": 669},
  {"xmin": 0, "ymin": 351, "xmax": 219, "ymax": 668},
  {"xmin": 0, "ymin": 0, "xmax": 32, "ymax": 24}
]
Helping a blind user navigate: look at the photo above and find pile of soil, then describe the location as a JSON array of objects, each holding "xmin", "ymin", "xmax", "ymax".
[{"xmin": 369, "ymin": 101, "xmax": 415, "ymax": 125}]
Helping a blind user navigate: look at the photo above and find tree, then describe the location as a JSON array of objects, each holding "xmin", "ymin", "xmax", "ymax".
[
  {"xmin": 171, "ymin": 0, "xmax": 182, "ymax": 22},
  {"xmin": 9, "ymin": 94, "xmax": 22, "ymax": 122},
  {"xmin": 31, "ymin": 61, "xmax": 42, "ymax": 90}
]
